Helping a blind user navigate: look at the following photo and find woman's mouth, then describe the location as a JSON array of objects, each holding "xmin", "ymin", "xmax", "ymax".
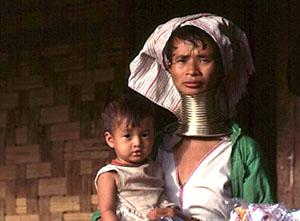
[{"xmin": 184, "ymin": 81, "xmax": 201, "ymax": 88}]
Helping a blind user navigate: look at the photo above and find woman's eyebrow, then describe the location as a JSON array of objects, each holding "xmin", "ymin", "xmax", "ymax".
[
  {"xmin": 196, "ymin": 54, "xmax": 213, "ymax": 58},
  {"xmin": 174, "ymin": 54, "xmax": 189, "ymax": 58}
]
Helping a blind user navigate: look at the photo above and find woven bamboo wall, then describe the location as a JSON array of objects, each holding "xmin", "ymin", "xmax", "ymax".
[{"xmin": 0, "ymin": 1, "xmax": 130, "ymax": 220}]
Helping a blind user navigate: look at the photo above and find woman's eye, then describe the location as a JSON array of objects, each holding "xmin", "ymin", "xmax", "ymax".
[
  {"xmin": 173, "ymin": 57, "xmax": 187, "ymax": 64},
  {"xmin": 177, "ymin": 58, "xmax": 187, "ymax": 63},
  {"xmin": 199, "ymin": 57, "xmax": 211, "ymax": 63},
  {"xmin": 123, "ymin": 134, "xmax": 131, "ymax": 139}
]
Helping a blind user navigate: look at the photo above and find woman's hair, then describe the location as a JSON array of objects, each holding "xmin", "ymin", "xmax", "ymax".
[
  {"xmin": 101, "ymin": 94, "xmax": 155, "ymax": 133},
  {"xmin": 162, "ymin": 25, "xmax": 223, "ymax": 71}
]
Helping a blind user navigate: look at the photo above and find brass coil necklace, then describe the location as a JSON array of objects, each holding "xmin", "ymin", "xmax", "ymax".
[{"xmin": 176, "ymin": 89, "xmax": 231, "ymax": 137}]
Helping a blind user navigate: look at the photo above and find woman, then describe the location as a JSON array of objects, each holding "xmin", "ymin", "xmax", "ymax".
[{"xmin": 128, "ymin": 13, "xmax": 274, "ymax": 220}]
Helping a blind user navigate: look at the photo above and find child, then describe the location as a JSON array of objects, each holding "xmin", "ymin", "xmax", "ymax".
[{"xmin": 94, "ymin": 95, "xmax": 179, "ymax": 221}]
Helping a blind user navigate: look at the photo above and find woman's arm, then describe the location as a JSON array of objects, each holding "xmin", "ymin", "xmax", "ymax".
[
  {"xmin": 231, "ymin": 135, "xmax": 275, "ymax": 203},
  {"xmin": 97, "ymin": 171, "xmax": 119, "ymax": 221}
]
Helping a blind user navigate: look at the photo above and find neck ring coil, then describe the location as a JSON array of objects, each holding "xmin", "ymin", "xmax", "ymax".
[{"xmin": 177, "ymin": 90, "xmax": 231, "ymax": 137}]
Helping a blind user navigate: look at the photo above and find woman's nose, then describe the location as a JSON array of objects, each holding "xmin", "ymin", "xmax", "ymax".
[{"xmin": 186, "ymin": 59, "xmax": 201, "ymax": 76}]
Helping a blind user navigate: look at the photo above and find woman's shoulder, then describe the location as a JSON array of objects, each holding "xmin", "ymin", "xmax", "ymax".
[
  {"xmin": 153, "ymin": 122, "xmax": 179, "ymax": 155},
  {"xmin": 155, "ymin": 122, "xmax": 179, "ymax": 141},
  {"xmin": 230, "ymin": 122, "xmax": 262, "ymax": 160}
]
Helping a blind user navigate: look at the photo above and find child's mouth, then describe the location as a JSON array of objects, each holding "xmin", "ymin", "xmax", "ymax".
[{"xmin": 132, "ymin": 150, "xmax": 142, "ymax": 156}]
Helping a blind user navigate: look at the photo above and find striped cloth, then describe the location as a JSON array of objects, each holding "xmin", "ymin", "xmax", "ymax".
[{"xmin": 128, "ymin": 13, "xmax": 254, "ymax": 118}]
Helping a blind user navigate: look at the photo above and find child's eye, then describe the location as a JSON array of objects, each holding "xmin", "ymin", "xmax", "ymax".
[{"xmin": 141, "ymin": 132, "xmax": 150, "ymax": 138}]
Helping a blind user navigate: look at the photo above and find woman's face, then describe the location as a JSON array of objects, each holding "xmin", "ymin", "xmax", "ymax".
[{"xmin": 168, "ymin": 38, "xmax": 223, "ymax": 96}]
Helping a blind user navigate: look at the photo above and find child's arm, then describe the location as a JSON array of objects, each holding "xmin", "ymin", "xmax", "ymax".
[{"xmin": 97, "ymin": 171, "xmax": 119, "ymax": 221}]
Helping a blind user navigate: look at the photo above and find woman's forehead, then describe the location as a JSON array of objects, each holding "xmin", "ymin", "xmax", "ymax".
[
  {"xmin": 172, "ymin": 37, "xmax": 214, "ymax": 50},
  {"xmin": 171, "ymin": 38, "xmax": 215, "ymax": 55}
]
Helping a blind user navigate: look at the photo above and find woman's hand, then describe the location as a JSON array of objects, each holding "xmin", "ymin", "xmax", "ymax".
[
  {"xmin": 147, "ymin": 207, "xmax": 202, "ymax": 221},
  {"xmin": 147, "ymin": 207, "xmax": 177, "ymax": 220}
]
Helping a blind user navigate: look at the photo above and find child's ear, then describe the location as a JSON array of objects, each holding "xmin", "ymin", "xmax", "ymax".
[{"xmin": 104, "ymin": 132, "xmax": 114, "ymax": 149}]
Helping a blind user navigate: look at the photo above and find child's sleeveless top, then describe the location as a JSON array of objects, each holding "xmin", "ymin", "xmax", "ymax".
[
  {"xmin": 94, "ymin": 160, "xmax": 174, "ymax": 221},
  {"xmin": 158, "ymin": 135, "xmax": 233, "ymax": 221}
]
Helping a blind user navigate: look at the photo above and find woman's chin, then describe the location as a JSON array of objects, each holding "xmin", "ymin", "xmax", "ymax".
[
  {"xmin": 180, "ymin": 87, "xmax": 218, "ymax": 96},
  {"xmin": 180, "ymin": 90, "xmax": 202, "ymax": 96}
]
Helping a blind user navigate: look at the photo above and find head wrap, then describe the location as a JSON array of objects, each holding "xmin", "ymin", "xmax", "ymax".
[{"xmin": 128, "ymin": 13, "xmax": 254, "ymax": 118}]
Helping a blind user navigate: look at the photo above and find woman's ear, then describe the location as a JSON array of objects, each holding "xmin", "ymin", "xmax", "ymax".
[
  {"xmin": 104, "ymin": 132, "xmax": 115, "ymax": 148},
  {"xmin": 163, "ymin": 58, "xmax": 172, "ymax": 72},
  {"xmin": 166, "ymin": 62, "xmax": 172, "ymax": 72}
]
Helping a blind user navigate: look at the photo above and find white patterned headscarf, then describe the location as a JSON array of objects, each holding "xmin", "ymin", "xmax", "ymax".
[{"xmin": 128, "ymin": 13, "xmax": 254, "ymax": 118}]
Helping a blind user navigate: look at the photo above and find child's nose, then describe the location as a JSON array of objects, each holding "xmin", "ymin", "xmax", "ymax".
[{"xmin": 132, "ymin": 136, "xmax": 141, "ymax": 147}]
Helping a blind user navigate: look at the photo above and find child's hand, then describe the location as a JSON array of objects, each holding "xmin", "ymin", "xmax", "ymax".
[{"xmin": 147, "ymin": 207, "xmax": 177, "ymax": 220}]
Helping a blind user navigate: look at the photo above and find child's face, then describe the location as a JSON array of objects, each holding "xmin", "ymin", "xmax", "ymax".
[
  {"xmin": 104, "ymin": 117, "xmax": 154, "ymax": 165},
  {"xmin": 168, "ymin": 38, "xmax": 222, "ymax": 96}
]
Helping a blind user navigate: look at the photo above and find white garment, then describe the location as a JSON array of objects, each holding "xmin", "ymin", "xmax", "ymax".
[
  {"xmin": 94, "ymin": 161, "xmax": 174, "ymax": 221},
  {"xmin": 158, "ymin": 137, "xmax": 233, "ymax": 221}
]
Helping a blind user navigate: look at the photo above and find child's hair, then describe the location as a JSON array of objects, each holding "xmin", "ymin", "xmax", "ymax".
[
  {"xmin": 101, "ymin": 94, "xmax": 155, "ymax": 133},
  {"xmin": 162, "ymin": 25, "xmax": 223, "ymax": 71}
]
